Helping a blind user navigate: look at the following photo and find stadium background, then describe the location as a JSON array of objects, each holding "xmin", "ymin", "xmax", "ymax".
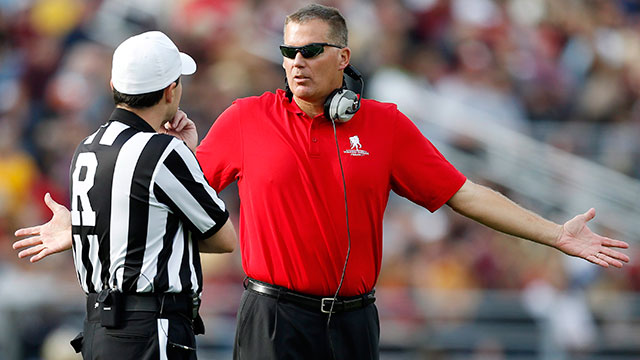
[{"xmin": 1, "ymin": 0, "xmax": 639, "ymax": 359}]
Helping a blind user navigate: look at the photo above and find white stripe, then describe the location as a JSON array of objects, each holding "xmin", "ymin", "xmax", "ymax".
[
  {"xmin": 87, "ymin": 234, "xmax": 102, "ymax": 289},
  {"xmin": 155, "ymin": 164, "xmax": 218, "ymax": 233},
  {"xmin": 109, "ymin": 132, "xmax": 154, "ymax": 290},
  {"xmin": 167, "ymin": 226, "xmax": 185, "ymax": 293},
  {"xmin": 174, "ymin": 144, "xmax": 226, "ymax": 211},
  {"xmin": 153, "ymin": 138, "xmax": 179, "ymax": 178},
  {"xmin": 84, "ymin": 129, "xmax": 100, "ymax": 145},
  {"xmin": 136, "ymin": 206, "xmax": 167, "ymax": 292},
  {"xmin": 157, "ymin": 319, "xmax": 168, "ymax": 360},
  {"xmin": 72, "ymin": 234, "xmax": 87, "ymax": 293},
  {"xmin": 188, "ymin": 233, "xmax": 198, "ymax": 294},
  {"xmin": 99, "ymin": 121, "xmax": 129, "ymax": 146}
]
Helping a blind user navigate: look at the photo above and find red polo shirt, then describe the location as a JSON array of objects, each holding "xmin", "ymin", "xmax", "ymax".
[{"xmin": 197, "ymin": 89, "xmax": 466, "ymax": 296}]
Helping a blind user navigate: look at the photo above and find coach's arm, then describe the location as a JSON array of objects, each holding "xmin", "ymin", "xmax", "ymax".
[{"xmin": 446, "ymin": 179, "xmax": 629, "ymax": 268}]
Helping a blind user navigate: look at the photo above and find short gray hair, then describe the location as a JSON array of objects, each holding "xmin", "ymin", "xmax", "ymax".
[{"xmin": 284, "ymin": 4, "xmax": 348, "ymax": 47}]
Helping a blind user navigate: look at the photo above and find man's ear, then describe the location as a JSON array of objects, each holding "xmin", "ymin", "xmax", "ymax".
[
  {"xmin": 109, "ymin": 80, "xmax": 114, "ymax": 91},
  {"xmin": 338, "ymin": 47, "xmax": 351, "ymax": 71},
  {"xmin": 164, "ymin": 82, "xmax": 178, "ymax": 103}
]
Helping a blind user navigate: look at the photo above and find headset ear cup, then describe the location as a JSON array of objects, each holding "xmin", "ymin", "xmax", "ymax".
[
  {"xmin": 324, "ymin": 89, "xmax": 358, "ymax": 123},
  {"xmin": 324, "ymin": 88, "xmax": 342, "ymax": 122}
]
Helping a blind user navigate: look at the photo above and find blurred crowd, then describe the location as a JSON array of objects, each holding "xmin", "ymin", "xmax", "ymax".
[{"xmin": 1, "ymin": 0, "xmax": 640, "ymax": 358}]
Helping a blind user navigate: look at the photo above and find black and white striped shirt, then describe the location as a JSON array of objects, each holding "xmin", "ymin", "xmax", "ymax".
[{"xmin": 70, "ymin": 108, "xmax": 228, "ymax": 295}]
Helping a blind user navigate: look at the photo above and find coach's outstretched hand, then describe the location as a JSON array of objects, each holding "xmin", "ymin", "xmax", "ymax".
[
  {"xmin": 13, "ymin": 193, "xmax": 72, "ymax": 263},
  {"xmin": 448, "ymin": 181, "xmax": 630, "ymax": 269},
  {"xmin": 554, "ymin": 208, "xmax": 630, "ymax": 268}
]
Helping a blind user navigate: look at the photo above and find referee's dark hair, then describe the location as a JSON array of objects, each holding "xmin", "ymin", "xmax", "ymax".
[{"xmin": 113, "ymin": 77, "xmax": 180, "ymax": 108}]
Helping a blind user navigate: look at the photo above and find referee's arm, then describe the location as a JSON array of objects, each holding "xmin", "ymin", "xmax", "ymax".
[
  {"xmin": 12, "ymin": 192, "xmax": 236, "ymax": 261},
  {"xmin": 13, "ymin": 139, "xmax": 239, "ymax": 260},
  {"xmin": 153, "ymin": 139, "xmax": 237, "ymax": 253},
  {"xmin": 13, "ymin": 192, "xmax": 73, "ymax": 263},
  {"xmin": 198, "ymin": 219, "xmax": 236, "ymax": 253}
]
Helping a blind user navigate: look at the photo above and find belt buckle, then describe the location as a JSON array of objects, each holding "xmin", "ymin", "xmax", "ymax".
[{"xmin": 321, "ymin": 298, "xmax": 337, "ymax": 314}]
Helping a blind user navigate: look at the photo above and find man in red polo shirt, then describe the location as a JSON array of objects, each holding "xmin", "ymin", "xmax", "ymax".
[
  {"xmin": 13, "ymin": 4, "xmax": 630, "ymax": 360},
  {"xmin": 198, "ymin": 69, "xmax": 466, "ymax": 299},
  {"xmin": 195, "ymin": 4, "xmax": 629, "ymax": 360}
]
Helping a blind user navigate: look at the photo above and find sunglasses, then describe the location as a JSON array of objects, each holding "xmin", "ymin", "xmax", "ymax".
[{"xmin": 279, "ymin": 42, "xmax": 343, "ymax": 59}]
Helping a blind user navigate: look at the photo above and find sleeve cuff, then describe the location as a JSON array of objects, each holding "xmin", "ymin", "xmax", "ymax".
[{"xmin": 192, "ymin": 209, "xmax": 230, "ymax": 240}]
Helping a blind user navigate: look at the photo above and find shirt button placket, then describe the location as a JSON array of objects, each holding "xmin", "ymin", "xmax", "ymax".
[{"xmin": 309, "ymin": 119, "xmax": 320, "ymax": 157}]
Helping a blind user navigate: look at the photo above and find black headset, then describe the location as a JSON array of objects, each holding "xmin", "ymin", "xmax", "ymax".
[
  {"xmin": 285, "ymin": 64, "xmax": 364, "ymax": 123},
  {"xmin": 323, "ymin": 64, "xmax": 364, "ymax": 123}
]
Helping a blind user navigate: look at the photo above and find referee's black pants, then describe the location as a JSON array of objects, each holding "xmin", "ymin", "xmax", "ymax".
[
  {"xmin": 76, "ymin": 297, "xmax": 197, "ymax": 359},
  {"xmin": 233, "ymin": 288, "xmax": 380, "ymax": 360}
]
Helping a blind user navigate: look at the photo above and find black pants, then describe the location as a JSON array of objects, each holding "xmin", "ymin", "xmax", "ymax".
[
  {"xmin": 77, "ymin": 302, "xmax": 197, "ymax": 359},
  {"xmin": 233, "ymin": 289, "xmax": 380, "ymax": 360}
]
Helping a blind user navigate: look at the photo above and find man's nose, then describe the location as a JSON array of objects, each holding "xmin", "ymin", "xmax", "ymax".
[{"xmin": 293, "ymin": 51, "xmax": 306, "ymax": 66}]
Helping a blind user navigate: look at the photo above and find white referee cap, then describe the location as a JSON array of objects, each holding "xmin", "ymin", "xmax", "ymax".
[{"xmin": 111, "ymin": 31, "xmax": 197, "ymax": 95}]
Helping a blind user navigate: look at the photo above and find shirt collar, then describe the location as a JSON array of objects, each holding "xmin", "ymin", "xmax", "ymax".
[
  {"xmin": 278, "ymin": 89, "xmax": 305, "ymax": 116},
  {"xmin": 278, "ymin": 89, "xmax": 328, "ymax": 121},
  {"xmin": 108, "ymin": 107, "xmax": 156, "ymax": 133}
]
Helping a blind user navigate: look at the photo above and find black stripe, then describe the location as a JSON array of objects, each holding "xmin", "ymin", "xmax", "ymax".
[
  {"xmin": 153, "ymin": 213, "xmax": 179, "ymax": 293},
  {"xmin": 154, "ymin": 184, "xmax": 199, "ymax": 294},
  {"xmin": 153, "ymin": 178, "xmax": 201, "ymax": 239},
  {"xmin": 192, "ymin": 232, "xmax": 203, "ymax": 293},
  {"xmin": 71, "ymin": 230, "xmax": 95, "ymax": 293},
  {"xmin": 122, "ymin": 134, "xmax": 173, "ymax": 292},
  {"xmin": 179, "ymin": 230, "xmax": 193, "ymax": 293},
  {"xmin": 71, "ymin": 235, "xmax": 83, "ymax": 289},
  {"xmin": 94, "ymin": 126, "xmax": 139, "ymax": 289},
  {"xmin": 81, "ymin": 236, "xmax": 95, "ymax": 293},
  {"xmin": 163, "ymin": 150, "xmax": 229, "ymax": 238}
]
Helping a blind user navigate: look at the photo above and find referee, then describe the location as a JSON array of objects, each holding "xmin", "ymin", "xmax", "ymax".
[{"xmin": 38, "ymin": 31, "xmax": 235, "ymax": 359}]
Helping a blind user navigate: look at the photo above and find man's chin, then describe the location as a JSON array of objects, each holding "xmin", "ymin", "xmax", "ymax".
[
  {"xmin": 292, "ymin": 90, "xmax": 321, "ymax": 103},
  {"xmin": 163, "ymin": 111, "xmax": 178, "ymax": 127}
]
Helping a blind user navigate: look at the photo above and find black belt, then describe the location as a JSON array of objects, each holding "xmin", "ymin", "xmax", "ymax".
[
  {"xmin": 86, "ymin": 292, "xmax": 195, "ymax": 315},
  {"xmin": 245, "ymin": 278, "xmax": 375, "ymax": 314},
  {"xmin": 86, "ymin": 292, "xmax": 205, "ymax": 335}
]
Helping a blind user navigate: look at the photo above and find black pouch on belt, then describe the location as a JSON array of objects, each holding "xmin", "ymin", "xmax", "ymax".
[
  {"xmin": 191, "ymin": 294, "xmax": 205, "ymax": 335},
  {"xmin": 97, "ymin": 288, "xmax": 123, "ymax": 328},
  {"xmin": 70, "ymin": 332, "xmax": 83, "ymax": 353}
]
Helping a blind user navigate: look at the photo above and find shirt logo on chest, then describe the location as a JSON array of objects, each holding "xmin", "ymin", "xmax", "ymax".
[{"xmin": 344, "ymin": 135, "xmax": 370, "ymax": 157}]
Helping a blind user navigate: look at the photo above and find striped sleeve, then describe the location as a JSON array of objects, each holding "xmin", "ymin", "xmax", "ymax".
[{"xmin": 153, "ymin": 139, "xmax": 229, "ymax": 240}]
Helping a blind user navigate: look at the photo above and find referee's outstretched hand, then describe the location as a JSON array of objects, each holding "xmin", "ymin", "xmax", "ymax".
[
  {"xmin": 13, "ymin": 193, "xmax": 72, "ymax": 263},
  {"xmin": 553, "ymin": 208, "xmax": 630, "ymax": 268}
]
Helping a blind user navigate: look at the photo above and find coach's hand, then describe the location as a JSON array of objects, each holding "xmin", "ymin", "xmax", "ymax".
[
  {"xmin": 13, "ymin": 193, "xmax": 72, "ymax": 263},
  {"xmin": 162, "ymin": 109, "xmax": 198, "ymax": 152},
  {"xmin": 553, "ymin": 208, "xmax": 630, "ymax": 268}
]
